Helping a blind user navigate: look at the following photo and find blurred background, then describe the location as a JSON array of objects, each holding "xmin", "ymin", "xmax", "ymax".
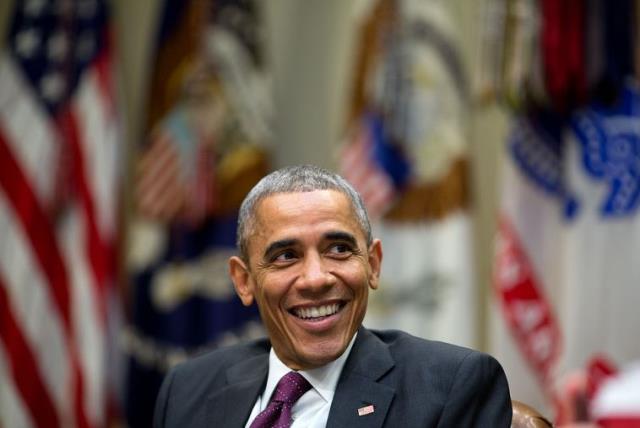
[{"xmin": 1, "ymin": 0, "xmax": 639, "ymax": 427}]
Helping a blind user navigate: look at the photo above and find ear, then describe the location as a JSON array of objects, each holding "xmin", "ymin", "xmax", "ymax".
[
  {"xmin": 229, "ymin": 256, "xmax": 255, "ymax": 306},
  {"xmin": 367, "ymin": 239, "xmax": 383, "ymax": 290}
]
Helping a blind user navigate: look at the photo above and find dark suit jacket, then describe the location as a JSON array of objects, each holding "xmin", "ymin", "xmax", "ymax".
[{"xmin": 154, "ymin": 327, "xmax": 512, "ymax": 427}]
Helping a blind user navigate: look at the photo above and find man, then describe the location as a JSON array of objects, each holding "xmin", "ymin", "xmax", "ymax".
[{"xmin": 154, "ymin": 165, "xmax": 512, "ymax": 427}]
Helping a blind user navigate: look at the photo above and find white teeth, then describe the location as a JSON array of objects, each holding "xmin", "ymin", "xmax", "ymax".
[{"xmin": 295, "ymin": 304, "xmax": 340, "ymax": 319}]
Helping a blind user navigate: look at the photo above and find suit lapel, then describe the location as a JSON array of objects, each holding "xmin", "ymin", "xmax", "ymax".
[
  {"xmin": 326, "ymin": 328, "xmax": 396, "ymax": 428},
  {"xmin": 204, "ymin": 329, "xmax": 395, "ymax": 427},
  {"xmin": 206, "ymin": 353, "xmax": 268, "ymax": 428}
]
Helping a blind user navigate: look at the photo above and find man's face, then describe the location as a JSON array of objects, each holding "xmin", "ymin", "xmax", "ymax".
[{"xmin": 229, "ymin": 190, "xmax": 382, "ymax": 370}]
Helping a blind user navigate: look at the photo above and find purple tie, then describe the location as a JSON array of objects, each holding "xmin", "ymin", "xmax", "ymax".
[{"xmin": 250, "ymin": 371, "xmax": 312, "ymax": 428}]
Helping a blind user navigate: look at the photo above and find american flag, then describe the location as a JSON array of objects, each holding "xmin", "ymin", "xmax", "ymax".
[
  {"xmin": 136, "ymin": 112, "xmax": 217, "ymax": 226},
  {"xmin": 0, "ymin": 1, "xmax": 121, "ymax": 427}
]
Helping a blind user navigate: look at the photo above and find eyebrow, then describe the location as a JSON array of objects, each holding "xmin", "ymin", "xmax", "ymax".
[
  {"xmin": 263, "ymin": 238, "xmax": 298, "ymax": 261},
  {"xmin": 261, "ymin": 231, "xmax": 359, "ymax": 261},
  {"xmin": 324, "ymin": 231, "xmax": 358, "ymax": 247}
]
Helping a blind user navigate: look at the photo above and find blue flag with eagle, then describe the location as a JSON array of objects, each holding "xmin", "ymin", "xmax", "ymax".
[{"xmin": 123, "ymin": 0, "xmax": 270, "ymax": 426}]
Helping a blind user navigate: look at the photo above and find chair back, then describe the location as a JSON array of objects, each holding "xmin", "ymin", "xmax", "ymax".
[{"xmin": 511, "ymin": 400, "xmax": 554, "ymax": 428}]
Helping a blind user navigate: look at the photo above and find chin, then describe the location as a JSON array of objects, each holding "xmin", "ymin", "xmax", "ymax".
[{"xmin": 294, "ymin": 340, "xmax": 349, "ymax": 369}]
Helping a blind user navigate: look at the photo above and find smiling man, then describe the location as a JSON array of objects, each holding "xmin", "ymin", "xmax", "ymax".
[{"xmin": 154, "ymin": 165, "xmax": 512, "ymax": 428}]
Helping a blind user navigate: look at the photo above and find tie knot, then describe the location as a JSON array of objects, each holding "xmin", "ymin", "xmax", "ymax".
[{"xmin": 272, "ymin": 371, "xmax": 311, "ymax": 405}]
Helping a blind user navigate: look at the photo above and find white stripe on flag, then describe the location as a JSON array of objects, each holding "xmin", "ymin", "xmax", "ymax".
[
  {"xmin": 59, "ymin": 206, "xmax": 105, "ymax": 427},
  {"xmin": 0, "ymin": 343, "xmax": 32, "ymax": 428},
  {"xmin": 74, "ymin": 69, "xmax": 120, "ymax": 238},
  {"xmin": 0, "ymin": 193, "xmax": 71, "ymax": 424},
  {"xmin": 0, "ymin": 57, "xmax": 59, "ymax": 204}
]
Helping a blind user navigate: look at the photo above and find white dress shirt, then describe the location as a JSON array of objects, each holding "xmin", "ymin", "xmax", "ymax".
[{"xmin": 244, "ymin": 333, "xmax": 357, "ymax": 428}]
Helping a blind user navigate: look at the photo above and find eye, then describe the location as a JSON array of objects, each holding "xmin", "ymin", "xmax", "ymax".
[
  {"xmin": 273, "ymin": 250, "xmax": 297, "ymax": 263},
  {"xmin": 327, "ymin": 243, "xmax": 353, "ymax": 257}
]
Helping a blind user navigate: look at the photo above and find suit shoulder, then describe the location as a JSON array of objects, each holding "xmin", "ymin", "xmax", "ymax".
[
  {"xmin": 155, "ymin": 338, "xmax": 270, "ymax": 427},
  {"xmin": 168, "ymin": 338, "xmax": 269, "ymax": 384},
  {"xmin": 359, "ymin": 329, "xmax": 511, "ymax": 426},
  {"xmin": 368, "ymin": 329, "xmax": 499, "ymax": 369}
]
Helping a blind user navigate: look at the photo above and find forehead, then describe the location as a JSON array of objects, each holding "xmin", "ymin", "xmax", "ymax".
[{"xmin": 252, "ymin": 190, "xmax": 364, "ymax": 241}]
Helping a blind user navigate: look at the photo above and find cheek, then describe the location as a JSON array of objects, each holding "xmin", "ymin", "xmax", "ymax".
[
  {"xmin": 336, "ymin": 263, "xmax": 370, "ymax": 294},
  {"xmin": 255, "ymin": 271, "xmax": 291, "ymax": 304}
]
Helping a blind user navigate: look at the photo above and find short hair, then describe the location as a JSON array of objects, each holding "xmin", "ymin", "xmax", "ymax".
[{"xmin": 237, "ymin": 165, "xmax": 372, "ymax": 261}]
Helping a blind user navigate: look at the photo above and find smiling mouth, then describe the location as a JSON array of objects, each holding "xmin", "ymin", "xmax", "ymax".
[{"xmin": 291, "ymin": 303, "xmax": 344, "ymax": 320}]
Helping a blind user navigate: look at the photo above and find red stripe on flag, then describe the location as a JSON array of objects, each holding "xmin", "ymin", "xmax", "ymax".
[
  {"xmin": 0, "ymin": 131, "xmax": 71, "ymax": 331},
  {"xmin": 0, "ymin": 130, "xmax": 92, "ymax": 428},
  {"xmin": 58, "ymin": 109, "xmax": 109, "ymax": 325},
  {"xmin": 94, "ymin": 30, "xmax": 116, "ymax": 116},
  {"xmin": 0, "ymin": 276, "xmax": 60, "ymax": 428}
]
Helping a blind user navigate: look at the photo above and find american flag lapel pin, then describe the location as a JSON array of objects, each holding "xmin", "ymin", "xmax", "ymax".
[{"xmin": 357, "ymin": 404, "xmax": 375, "ymax": 416}]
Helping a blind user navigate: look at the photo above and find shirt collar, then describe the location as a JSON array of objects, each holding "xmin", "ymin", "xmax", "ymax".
[{"xmin": 263, "ymin": 332, "xmax": 358, "ymax": 404}]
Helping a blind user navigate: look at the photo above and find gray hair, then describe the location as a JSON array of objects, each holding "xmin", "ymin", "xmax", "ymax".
[{"xmin": 237, "ymin": 165, "xmax": 372, "ymax": 260}]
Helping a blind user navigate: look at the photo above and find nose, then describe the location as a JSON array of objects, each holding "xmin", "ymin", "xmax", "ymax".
[{"xmin": 296, "ymin": 252, "xmax": 334, "ymax": 291}]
